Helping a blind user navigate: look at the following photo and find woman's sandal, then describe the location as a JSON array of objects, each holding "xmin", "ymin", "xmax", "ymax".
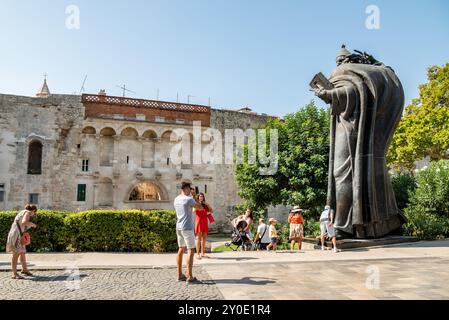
[
  {"xmin": 21, "ymin": 271, "xmax": 33, "ymax": 276},
  {"xmin": 11, "ymin": 275, "xmax": 25, "ymax": 280},
  {"xmin": 186, "ymin": 277, "xmax": 202, "ymax": 284}
]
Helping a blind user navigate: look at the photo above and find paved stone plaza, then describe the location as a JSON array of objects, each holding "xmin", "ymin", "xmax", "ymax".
[
  {"xmin": 205, "ymin": 257, "xmax": 449, "ymax": 300},
  {"xmin": 0, "ymin": 267, "xmax": 223, "ymax": 300},
  {"xmin": 1, "ymin": 240, "xmax": 448, "ymax": 300}
]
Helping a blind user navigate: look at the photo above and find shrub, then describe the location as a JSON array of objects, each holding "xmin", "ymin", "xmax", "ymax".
[
  {"xmin": 27, "ymin": 210, "xmax": 69, "ymax": 252},
  {"xmin": 0, "ymin": 210, "xmax": 68, "ymax": 252},
  {"xmin": 1, "ymin": 209, "xmax": 177, "ymax": 253},
  {"xmin": 277, "ymin": 223, "xmax": 290, "ymax": 247},
  {"xmin": 410, "ymin": 160, "xmax": 449, "ymax": 218},
  {"xmin": 64, "ymin": 210, "xmax": 177, "ymax": 252},
  {"xmin": 403, "ymin": 206, "xmax": 449, "ymax": 240},
  {"xmin": 402, "ymin": 160, "xmax": 449, "ymax": 240},
  {"xmin": 0, "ymin": 211, "xmax": 17, "ymax": 252},
  {"xmin": 391, "ymin": 172, "xmax": 417, "ymax": 210},
  {"xmin": 304, "ymin": 219, "xmax": 321, "ymax": 237}
]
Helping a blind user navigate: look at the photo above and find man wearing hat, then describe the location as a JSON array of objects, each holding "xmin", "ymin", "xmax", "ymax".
[
  {"xmin": 288, "ymin": 206, "xmax": 304, "ymax": 251},
  {"xmin": 267, "ymin": 218, "xmax": 278, "ymax": 251}
]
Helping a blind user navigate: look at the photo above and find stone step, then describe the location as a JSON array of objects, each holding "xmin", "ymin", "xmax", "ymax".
[{"xmin": 302, "ymin": 235, "xmax": 419, "ymax": 249}]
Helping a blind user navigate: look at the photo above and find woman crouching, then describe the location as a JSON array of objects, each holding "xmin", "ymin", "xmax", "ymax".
[{"xmin": 6, "ymin": 204, "xmax": 37, "ymax": 279}]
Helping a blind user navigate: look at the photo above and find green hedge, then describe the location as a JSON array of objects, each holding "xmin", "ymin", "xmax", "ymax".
[
  {"xmin": 0, "ymin": 210, "xmax": 68, "ymax": 253},
  {"xmin": 1, "ymin": 209, "xmax": 177, "ymax": 253}
]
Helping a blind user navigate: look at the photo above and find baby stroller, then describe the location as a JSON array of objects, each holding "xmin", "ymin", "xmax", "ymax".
[{"xmin": 224, "ymin": 219, "xmax": 254, "ymax": 251}]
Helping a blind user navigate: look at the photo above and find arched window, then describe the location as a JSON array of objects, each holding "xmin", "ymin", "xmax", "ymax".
[
  {"xmin": 27, "ymin": 141, "xmax": 43, "ymax": 175},
  {"xmin": 82, "ymin": 126, "xmax": 96, "ymax": 134},
  {"xmin": 120, "ymin": 127, "xmax": 138, "ymax": 138},
  {"xmin": 129, "ymin": 182, "xmax": 163, "ymax": 201}
]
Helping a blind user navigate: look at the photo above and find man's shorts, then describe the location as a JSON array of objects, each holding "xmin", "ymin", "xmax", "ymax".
[
  {"xmin": 176, "ymin": 230, "xmax": 196, "ymax": 249},
  {"xmin": 320, "ymin": 221, "xmax": 336, "ymax": 237},
  {"xmin": 270, "ymin": 237, "xmax": 278, "ymax": 245}
]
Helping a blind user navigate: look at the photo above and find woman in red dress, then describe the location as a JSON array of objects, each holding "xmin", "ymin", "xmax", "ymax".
[{"xmin": 195, "ymin": 193, "xmax": 213, "ymax": 259}]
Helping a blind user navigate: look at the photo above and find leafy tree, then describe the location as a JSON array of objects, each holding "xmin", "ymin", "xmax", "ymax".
[
  {"xmin": 235, "ymin": 101, "xmax": 330, "ymax": 219},
  {"xmin": 388, "ymin": 63, "xmax": 449, "ymax": 170}
]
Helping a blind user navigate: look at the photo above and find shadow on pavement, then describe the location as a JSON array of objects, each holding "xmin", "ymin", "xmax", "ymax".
[
  {"xmin": 210, "ymin": 257, "xmax": 259, "ymax": 261},
  {"xmin": 29, "ymin": 274, "xmax": 88, "ymax": 282},
  {"xmin": 205, "ymin": 277, "xmax": 276, "ymax": 286}
]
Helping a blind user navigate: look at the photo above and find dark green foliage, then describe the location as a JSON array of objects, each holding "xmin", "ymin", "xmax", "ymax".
[
  {"xmin": 236, "ymin": 102, "xmax": 330, "ymax": 221},
  {"xmin": 0, "ymin": 210, "xmax": 68, "ymax": 252},
  {"xmin": 391, "ymin": 172, "xmax": 417, "ymax": 210},
  {"xmin": 403, "ymin": 160, "xmax": 449, "ymax": 240},
  {"xmin": 1, "ymin": 209, "xmax": 177, "ymax": 252}
]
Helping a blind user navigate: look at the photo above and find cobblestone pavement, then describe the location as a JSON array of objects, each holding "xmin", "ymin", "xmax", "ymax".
[
  {"xmin": 203, "ymin": 257, "xmax": 449, "ymax": 300},
  {"xmin": 0, "ymin": 267, "xmax": 223, "ymax": 300},
  {"xmin": 1, "ymin": 256, "xmax": 449, "ymax": 300}
]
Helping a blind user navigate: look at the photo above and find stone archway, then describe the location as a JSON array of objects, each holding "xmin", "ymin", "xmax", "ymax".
[{"xmin": 127, "ymin": 181, "xmax": 168, "ymax": 202}]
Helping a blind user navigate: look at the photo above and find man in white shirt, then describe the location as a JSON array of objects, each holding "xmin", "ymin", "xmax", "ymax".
[
  {"xmin": 254, "ymin": 218, "xmax": 270, "ymax": 250},
  {"xmin": 174, "ymin": 182, "xmax": 201, "ymax": 283},
  {"xmin": 320, "ymin": 205, "xmax": 339, "ymax": 252}
]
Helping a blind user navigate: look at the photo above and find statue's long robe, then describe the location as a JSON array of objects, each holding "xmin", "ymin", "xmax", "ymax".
[{"xmin": 327, "ymin": 63, "xmax": 405, "ymax": 238}]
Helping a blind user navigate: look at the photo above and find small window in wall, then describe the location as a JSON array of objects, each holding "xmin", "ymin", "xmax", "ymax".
[
  {"xmin": 29, "ymin": 193, "xmax": 39, "ymax": 204},
  {"xmin": 167, "ymin": 157, "xmax": 170, "ymax": 166},
  {"xmin": 155, "ymin": 116, "xmax": 165, "ymax": 123},
  {"xmin": 126, "ymin": 156, "xmax": 130, "ymax": 164},
  {"xmin": 27, "ymin": 141, "xmax": 43, "ymax": 175},
  {"xmin": 176, "ymin": 119, "xmax": 185, "ymax": 124},
  {"xmin": 82, "ymin": 159, "xmax": 89, "ymax": 172},
  {"xmin": 204, "ymin": 184, "xmax": 207, "ymax": 194},
  {"xmin": 0, "ymin": 184, "xmax": 5, "ymax": 202},
  {"xmin": 77, "ymin": 184, "xmax": 86, "ymax": 202}
]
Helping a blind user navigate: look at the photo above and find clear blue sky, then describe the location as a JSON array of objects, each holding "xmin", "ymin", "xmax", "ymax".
[{"xmin": 1, "ymin": 0, "xmax": 448, "ymax": 116}]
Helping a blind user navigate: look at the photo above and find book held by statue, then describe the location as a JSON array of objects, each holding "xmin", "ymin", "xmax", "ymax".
[{"xmin": 309, "ymin": 72, "xmax": 334, "ymax": 90}]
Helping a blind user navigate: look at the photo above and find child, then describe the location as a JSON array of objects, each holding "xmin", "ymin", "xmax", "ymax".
[{"xmin": 267, "ymin": 218, "xmax": 278, "ymax": 251}]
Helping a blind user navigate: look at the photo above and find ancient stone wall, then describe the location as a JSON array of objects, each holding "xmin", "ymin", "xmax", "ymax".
[
  {"xmin": 209, "ymin": 109, "xmax": 272, "ymax": 232},
  {"xmin": 0, "ymin": 93, "xmax": 273, "ymax": 233},
  {"xmin": 0, "ymin": 94, "xmax": 84, "ymax": 210}
]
